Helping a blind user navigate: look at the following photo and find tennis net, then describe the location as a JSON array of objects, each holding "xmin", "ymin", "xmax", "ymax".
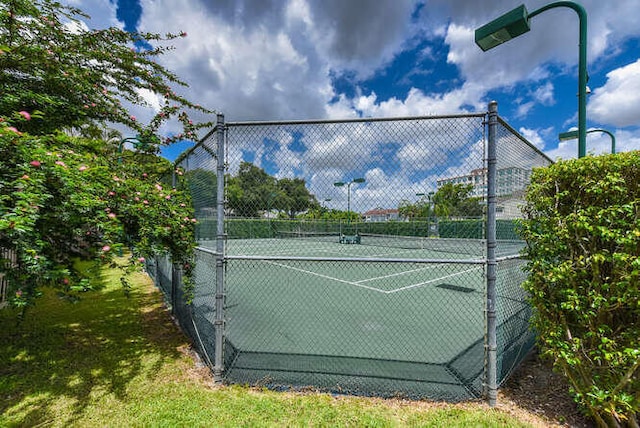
[{"xmin": 275, "ymin": 231, "xmax": 524, "ymax": 258}]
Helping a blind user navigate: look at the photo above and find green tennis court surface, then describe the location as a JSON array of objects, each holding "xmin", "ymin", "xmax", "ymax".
[
  {"xmin": 197, "ymin": 237, "xmax": 524, "ymax": 361},
  {"xmin": 190, "ymin": 236, "xmax": 529, "ymax": 398}
]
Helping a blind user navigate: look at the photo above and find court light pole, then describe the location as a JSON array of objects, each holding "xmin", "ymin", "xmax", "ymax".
[
  {"xmin": 475, "ymin": 2, "xmax": 588, "ymax": 158},
  {"xmin": 559, "ymin": 128, "xmax": 616, "ymax": 154},
  {"xmin": 334, "ymin": 177, "xmax": 365, "ymax": 226},
  {"xmin": 117, "ymin": 137, "xmax": 141, "ymax": 164}
]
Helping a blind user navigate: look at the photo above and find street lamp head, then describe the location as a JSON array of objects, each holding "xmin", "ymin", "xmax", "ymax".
[
  {"xmin": 333, "ymin": 181, "xmax": 345, "ymax": 187},
  {"xmin": 475, "ymin": 5, "xmax": 531, "ymax": 51},
  {"xmin": 352, "ymin": 177, "xmax": 365, "ymax": 184}
]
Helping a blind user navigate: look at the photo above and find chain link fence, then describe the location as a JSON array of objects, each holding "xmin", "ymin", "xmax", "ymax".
[{"xmin": 151, "ymin": 103, "xmax": 552, "ymax": 403}]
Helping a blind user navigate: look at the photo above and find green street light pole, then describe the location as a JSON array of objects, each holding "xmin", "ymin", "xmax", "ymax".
[
  {"xmin": 559, "ymin": 128, "xmax": 616, "ymax": 154},
  {"xmin": 475, "ymin": 2, "xmax": 588, "ymax": 158},
  {"xmin": 118, "ymin": 137, "xmax": 141, "ymax": 164},
  {"xmin": 334, "ymin": 177, "xmax": 365, "ymax": 227}
]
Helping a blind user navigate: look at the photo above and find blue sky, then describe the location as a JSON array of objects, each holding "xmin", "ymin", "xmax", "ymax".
[{"xmin": 70, "ymin": 0, "xmax": 640, "ymax": 163}]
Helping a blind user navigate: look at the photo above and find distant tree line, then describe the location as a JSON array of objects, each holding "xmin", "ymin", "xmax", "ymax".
[{"xmin": 397, "ymin": 183, "xmax": 484, "ymax": 220}]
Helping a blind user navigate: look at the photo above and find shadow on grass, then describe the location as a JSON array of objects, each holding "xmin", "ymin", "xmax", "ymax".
[{"xmin": 0, "ymin": 268, "xmax": 189, "ymax": 426}]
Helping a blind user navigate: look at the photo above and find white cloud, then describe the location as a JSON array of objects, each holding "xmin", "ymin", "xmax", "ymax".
[
  {"xmin": 66, "ymin": 0, "xmax": 640, "ymax": 162},
  {"xmin": 518, "ymin": 127, "xmax": 545, "ymax": 151},
  {"xmin": 327, "ymin": 83, "xmax": 486, "ymax": 119},
  {"xmin": 588, "ymin": 59, "xmax": 640, "ymax": 127},
  {"xmin": 67, "ymin": 0, "xmax": 121, "ymax": 29}
]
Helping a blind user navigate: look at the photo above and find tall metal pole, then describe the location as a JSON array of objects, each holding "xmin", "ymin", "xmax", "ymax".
[
  {"xmin": 213, "ymin": 113, "xmax": 226, "ymax": 382},
  {"xmin": 485, "ymin": 101, "xmax": 498, "ymax": 406},
  {"xmin": 528, "ymin": 2, "xmax": 588, "ymax": 157},
  {"xmin": 475, "ymin": 2, "xmax": 588, "ymax": 158},
  {"xmin": 347, "ymin": 182, "xmax": 352, "ymax": 227}
]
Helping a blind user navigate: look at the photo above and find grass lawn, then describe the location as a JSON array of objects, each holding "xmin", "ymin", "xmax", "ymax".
[{"xmin": 1, "ymin": 261, "xmax": 545, "ymax": 427}]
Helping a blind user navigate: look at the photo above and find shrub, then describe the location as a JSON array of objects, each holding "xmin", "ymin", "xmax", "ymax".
[
  {"xmin": 0, "ymin": 131, "xmax": 196, "ymax": 312},
  {"xmin": 520, "ymin": 152, "xmax": 640, "ymax": 427}
]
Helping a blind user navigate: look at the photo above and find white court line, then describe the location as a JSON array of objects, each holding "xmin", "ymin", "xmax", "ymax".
[
  {"xmin": 386, "ymin": 266, "xmax": 482, "ymax": 294},
  {"xmin": 353, "ymin": 263, "xmax": 444, "ymax": 284},
  {"xmin": 262, "ymin": 260, "xmax": 482, "ymax": 295},
  {"xmin": 263, "ymin": 260, "xmax": 385, "ymax": 293}
]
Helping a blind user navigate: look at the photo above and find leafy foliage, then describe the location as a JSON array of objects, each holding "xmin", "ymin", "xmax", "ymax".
[
  {"xmin": 276, "ymin": 177, "xmax": 318, "ymax": 219},
  {"xmin": 398, "ymin": 195, "xmax": 431, "ymax": 220},
  {"xmin": 0, "ymin": 0, "xmax": 209, "ymax": 312},
  {"xmin": 0, "ymin": 0, "xmax": 212, "ymax": 142},
  {"xmin": 432, "ymin": 183, "xmax": 483, "ymax": 219},
  {"xmin": 0, "ymin": 131, "xmax": 195, "ymax": 312},
  {"xmin": 227, "ymin": 162, "xmax": 317, "ymax": 218},
  {"xmin": 520, "ymin": 152, "xmax": 640, "ymax": 427}
]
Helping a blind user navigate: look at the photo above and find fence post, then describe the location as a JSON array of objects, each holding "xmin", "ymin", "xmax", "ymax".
[
  {"xmin": 213, "ymin": 113, "xmax": 226, "ymax": 382},
  {"xmin": 171, "ymin": 262, "xmax": 182, "ymax": 315},
  {"xmin": 485, "ymin": 101, "xmax": 498, "ymax": 406}
]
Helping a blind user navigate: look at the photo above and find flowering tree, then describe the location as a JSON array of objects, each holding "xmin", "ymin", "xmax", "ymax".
[
  {"xmin": 0, "ymin": 0, "xmax": 211, "ymax": 142},
  {"xmin": 0, "ymin": 128, "xmax": 196, "ymax": 312},
  {"xmin": 0, "ymin": 0, "xmax": 209, "ymax": 312}
]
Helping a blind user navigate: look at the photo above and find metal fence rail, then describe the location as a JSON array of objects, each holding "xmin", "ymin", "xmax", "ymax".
[{"xmin": 150, "ymin": 103, "xmax": 552, "ymax": 403}]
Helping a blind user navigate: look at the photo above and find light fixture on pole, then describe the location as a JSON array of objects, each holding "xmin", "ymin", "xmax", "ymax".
[
  {"xmin": 559, "ymin": 128, "xmax": 616, "ymax": 154},
  {"xmin": 334, "ymin": 177, "xmax": 365, "ymax": 226},
  {"xmin": 475, "ymin": 2, "xmax": 588, "ymax": 158}
]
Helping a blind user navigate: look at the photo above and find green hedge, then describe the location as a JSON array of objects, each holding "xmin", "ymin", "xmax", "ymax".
[
  {"xmin": 520, "ymin": 152, "xmax": 640, "ymax": 426},
  {"xmin": 195, "ymin": 217, "xmax": 520, "ymax": 240}
]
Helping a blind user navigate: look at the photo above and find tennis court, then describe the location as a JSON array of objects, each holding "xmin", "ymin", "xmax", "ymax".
[
  {"xmin": 163, "ymin": 109, "xmax": 552, "ymax": 401},
  {"xmin": 189, "ymin": 235, "xmax": 528, "ymax": 398}
]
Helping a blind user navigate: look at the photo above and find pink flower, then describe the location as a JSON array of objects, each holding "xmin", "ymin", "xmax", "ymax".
[
  {"xmin": 21, "ymin": 174, "xmax": 29, "ymax": 180},
  {"xmin": 6, "ymin": 126, "xmax": 21, "ymax": 135},
  {"xmin": 142, "ymin": 173, "xmax": 147, "ymax": 178},
  {"xmin": 102, "ymin": 245, "xmax": 111, "ymax": 252},
  {"xmin": 16, "ymin": 290, "xmax": 23, "ymax": 298},
  {"xmin": 137, "ymin": 257, "xmax": 145, "ymax": 263},
  {"xmin": 108, "ymin": 191, "xmax": 115, "ymax": 197},
  {"xmin": 165, "ymin": 195, "xmax": 171, "ymax": 200},
  {"xmin": 18, "ymin": 111, "xmax": 31, "ymax": 120},
  {"xmin": 78, "ymin": 165, "xmax": 88, "ymax": 171},
  {"xmin": 113, "ymin": 176, "xmax": 120, "ymax": 182},
  {"xmin": 130, "ymin": 115, "xmax": 137, "ymax": 122},
  {"xmin": 180, "ymin": 31, "xmax": 187, "ymax": 37},
  {"xmin": 62, "ymin": 278, "xmax": 69, "ymax": 285},
  {"xmin": 30, "ymin": 160, "xmax": 41, "ymax": 168},
  {"xmin": 143, "ymin": 200, "xmax": 149, "ymax": 205},
  {"xmin": 55, "ymin": 160, "xmax": 66, "ymax": 167},
  {"xmin": 108, "ymin": 213, "xmax": 117, "ymax": 219},
  {"xmin": 155, "ymin": 184, "xmax": 163, "ymax": 191}
]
